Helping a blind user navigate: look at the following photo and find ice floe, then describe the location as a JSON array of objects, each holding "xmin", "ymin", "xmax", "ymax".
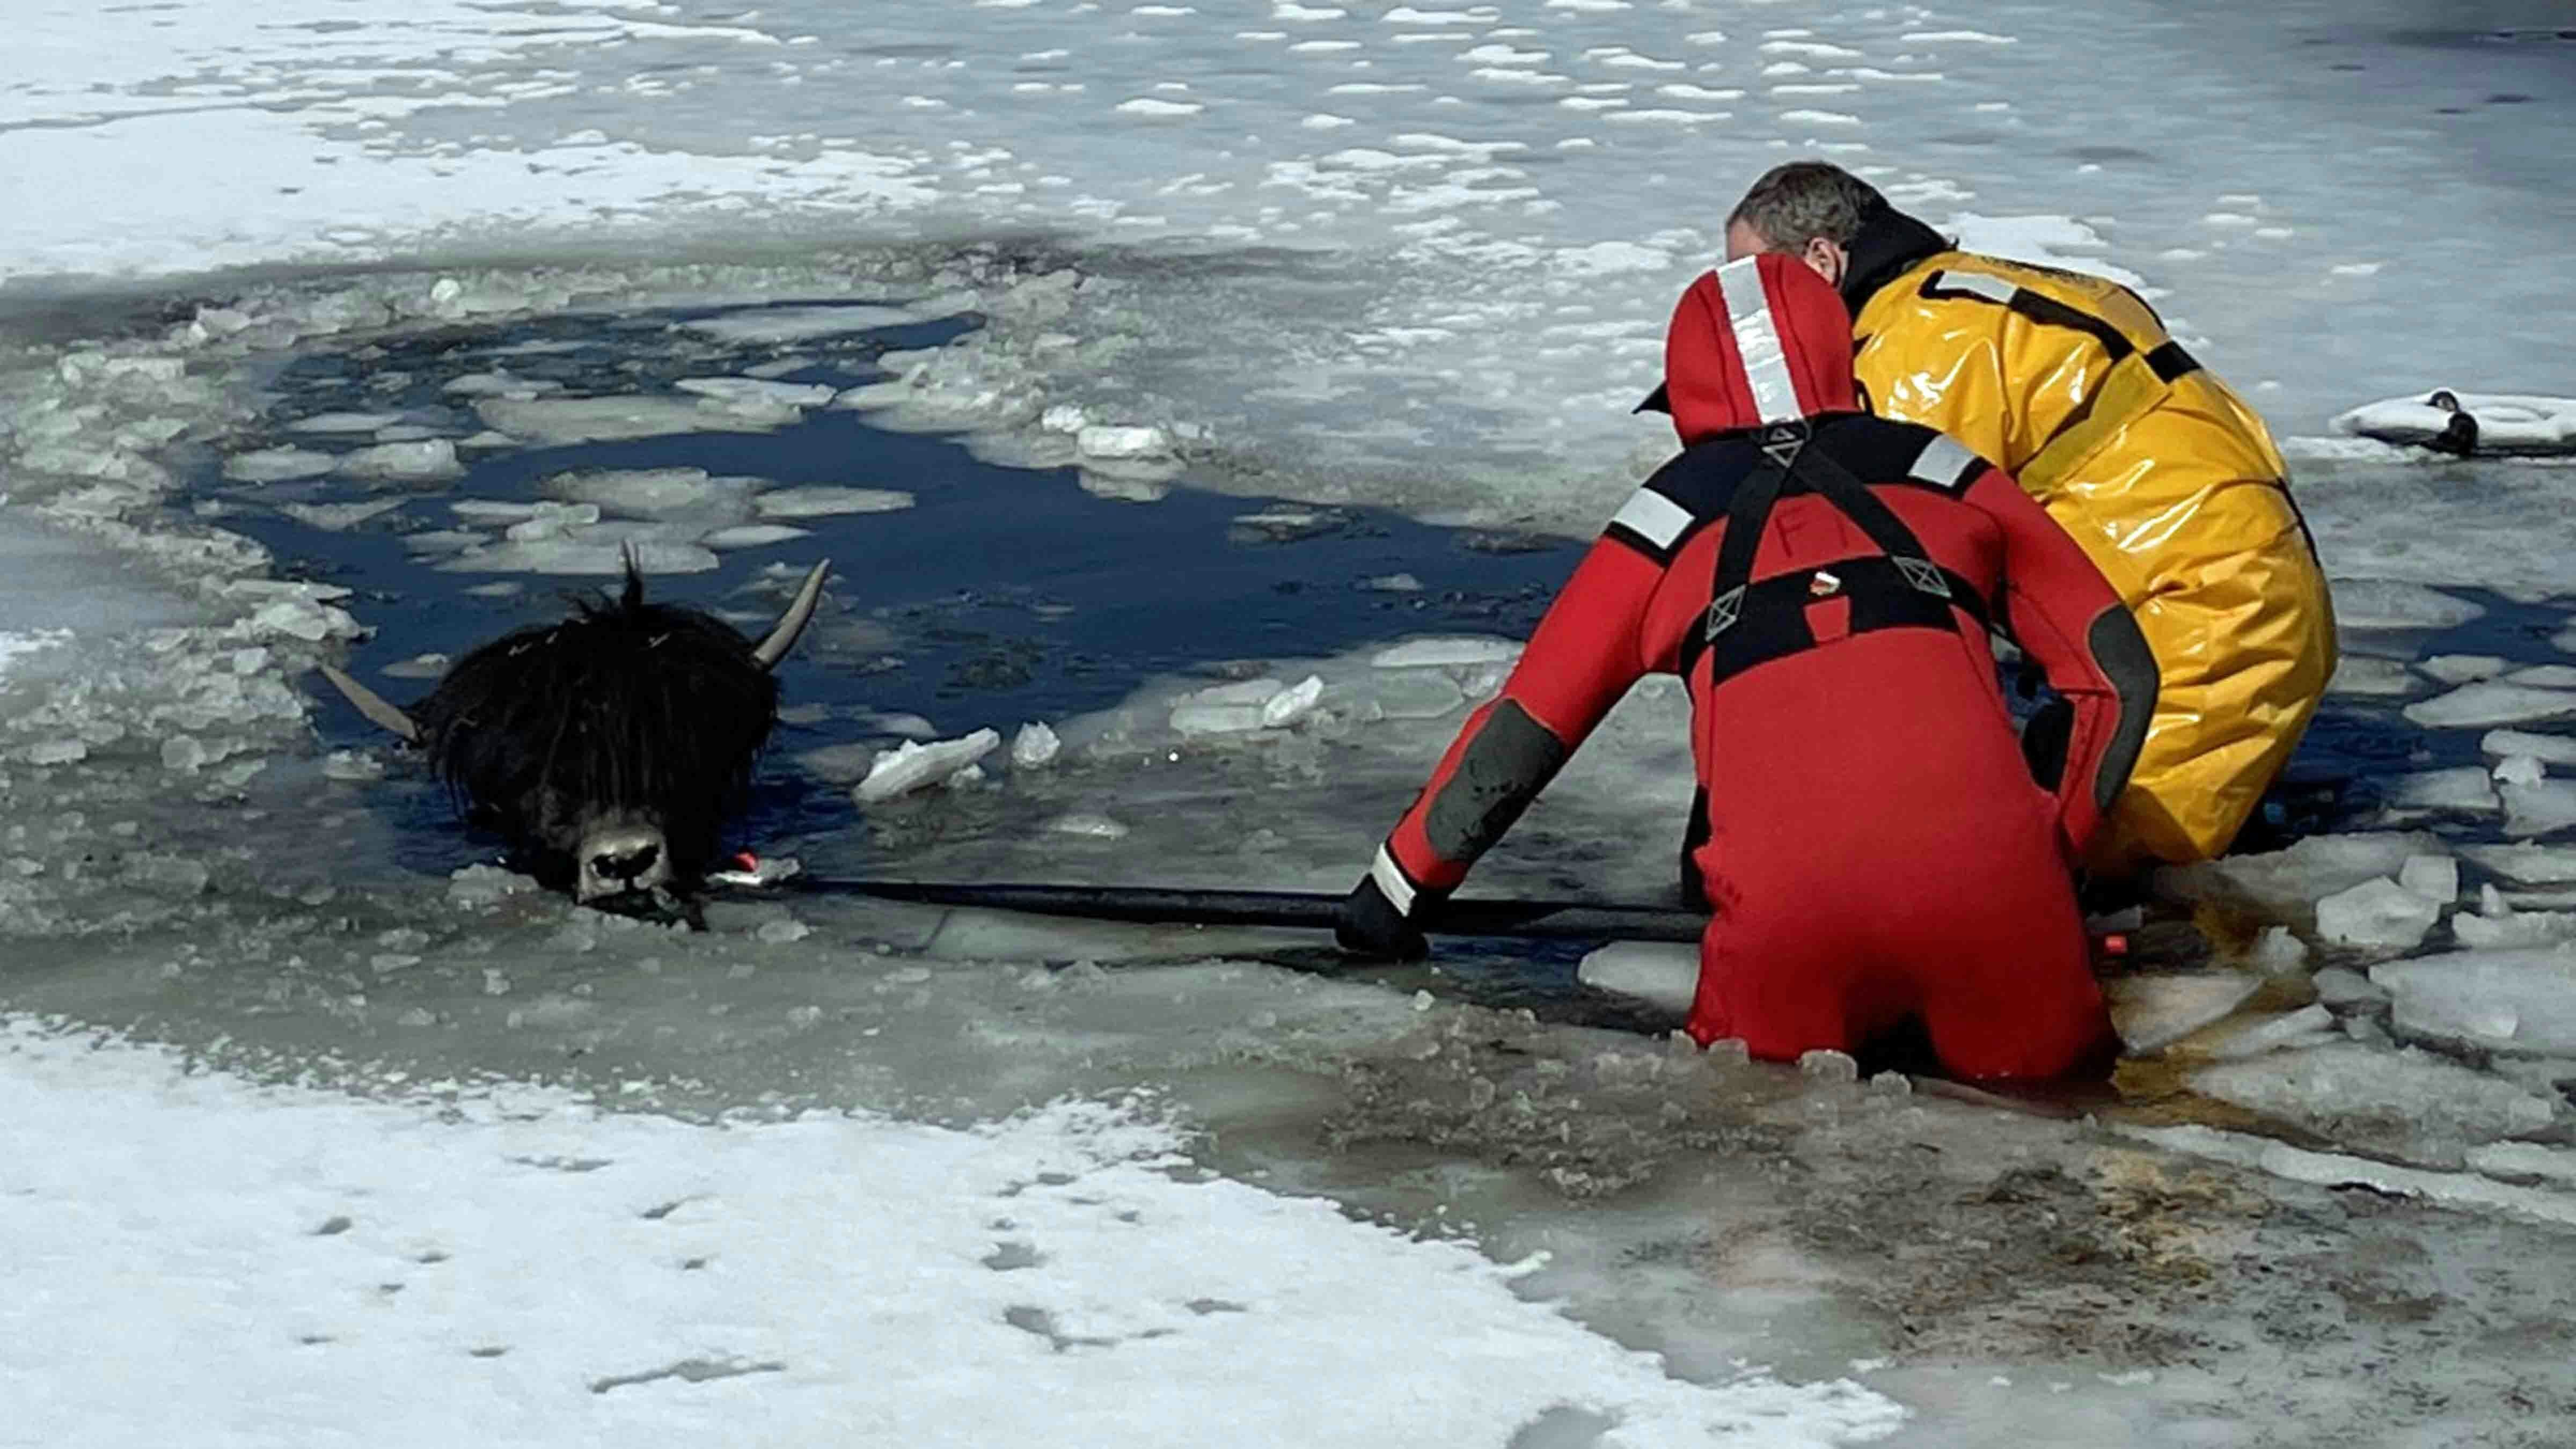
[
  {"xmin": 752, "ymin": 486, "xmax": 917, "ymax": 518},
  {"xmin": 474, "ymin": 396, "xmax": 803, "ymax": 445},
  {"xmin": 2371, "ymin": 948, "xmax": 2576, "ymax": 1056},
  {"xmin": 2187, "ymin": 1042, "xmax": 2557, "ymax": 1168},
  {"xmin": 2403, "ymin": 682, "xmax": 2576, "ymax": 730},
  {"xmin": 853, "ymin": 729, "xmax": 1002, "ymax": 803}
]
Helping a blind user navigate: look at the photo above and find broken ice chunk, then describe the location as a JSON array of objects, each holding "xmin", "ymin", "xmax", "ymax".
[
  {"xmin": 853, "ymin": 729, "xmax": 1001, "ymax": 804},
  {"xmin": 223, "ymin": 447, "xmax": 337, "ymax": 482},
  {"xmin": 476, "ymin": 395, "xmax": 793, "ymax": 444},
  {"xmin": 1171, "ymin": 678, "xmax": 1285, "ymax": 736},
  {"xmin": 1043, "ymin": 813, "xmax": 1130, "ymax": 839},
  {"xmin": 1368, "ymin": 671, "xmax": 1468, "ymax": 721},
  {"xmin": 2419, "ymin": 654, "xmax": 2507, "ymax": 685},
  {"xmin": 2314, "ymin": 876, "xmax": 2441, "ymax": 950},
  {"xmin": 544, "ymin": 467, "xmax": 759, "ymax": 519},
  {"xmin": 441, "ymin": 371, "xmax": 562, "ymax": 398},
  {"xmin": 2164, "ymin": 833, "xmax": 2441, "ymax": 920},
  {"xmin": 2105, "ymin": 973, "xmax": 2265, "ymax": 1055},
  {"xmin": 2463, "ymin": 843, "xmax": 2576, "ymax": 884},
  {"xmin": 436, "ymin": 540, "xmax": 720, "ymax": 576},
  {"xmin": 2502, "ymin": 777, "xmax": 2576, "ymax": 838},
  {"xmin": 2397, "ymin": 854, "xmax": 2460, "ymax": 904},
  {"xmin": 1012, "ymin": 721, "xmax": 1062, "ymax": 767},
  {"xmin": 320, "ymin": 749, "xmax": 385, "ymax": 782},
  {"xmin": 2188, "ymin": 1042, "xmax": 2556, "ymax": 1168},
  {"xmin": 503, "ymin": 502, "xmax": 602, "ymax": 540},
  {"xmin": 2404, "ymin": 682, "xmax": 2576, "ymax": 730},
  {"xmin": 2201, "ymin": 1004, "xmax": 2336, "ymax": 1060},
  {"xmin": 2495, "ymin": 754, "xmax": 2548, "ymax": 788},
  {"xmin": 2326, "ymin": 656, "xmax": 2420, "ymax": 698},
  {"xmin": 2385, "ymin": 766, "xmax": 2498, "ymax": 815},
  {"xmin": 280, "ymin": 499, "xmax": 407, "ymax": 531},
  {"xmin": 674, "ymin": 377, "xmax": 839, "ymax": 411},
  {"xmin": 1798, "ymin": 1049, "xmax": 1861, "ymax": 1083},
  {"xmin": 290, "ymin": 411, "xmax": 406, "ymax": 435},
  {"xmin": 380, "ymin": 653, "xmax": 449, "ymax": 680},
  {"xmin": 1231, "ymin": 506, "xmax": 1348, "ymax": 543},
  {"xmin": 752, "ymin": 486, "xmax": 916, "ymax": 518},
  {"xmin": 2250, "ymin": 925, "xmax": 2309, "ymax": 975},
  {"xmin": 2508, "ymin": 664, "xmax": 2576, "ymax": 689},
  {"xmin": 2484, "ymin": 729, "xmax": 2576, "ymax": 766},
  {"xmin": 1075, "ymin": 424, "xmax": 1175, "ymax": 461},
  {"xmin": 2329, "ymin": 579, "xmax": 2484, "ymax": 631},
  {"xmin": 2372, "ymin": 948, "xmax": 2576, "ymax": 1055},
  {"xmin": 1576, "ymin": 940, "xmax": 1699, "ymax": 1020},
  {"xmin": 2465, "ymin": 1142, "xmax": 2576, "ymax": 1189},
  {"xmin": 1370, "ymin": 638, "xmax": 1524, "ymax": 669},
  {"xmin": 704, "ymin": 524, "xmax": 814, "ymax": 550},
  {"xmin": 2310, "ymin": 967, "xmax": 2387, "ymax": 1009},
  {"xmin": 2449, "ymin": 904, "xmax": 2576, "ymax": 950},
  {"xmin": 335, "ymin": 440, "xmax": 463, "ymax": 482},
  {"xmin": 1260, "ymin": 675, "xmax": 1325, "ymax": 728}
]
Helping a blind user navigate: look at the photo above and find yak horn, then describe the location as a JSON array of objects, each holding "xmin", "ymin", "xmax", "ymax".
[
  {"xmin": 317, "ymin": 663, "xmax": 421, "ymax": 743},
  {"xmin": 752, "ymin": 559, "xmax": 831, "ymax": 671}
]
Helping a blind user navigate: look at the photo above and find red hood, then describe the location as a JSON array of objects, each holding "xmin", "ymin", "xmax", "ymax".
[{"xmin": 1661, "ymin": 253, "xmax": 1858, "ymax": 445}]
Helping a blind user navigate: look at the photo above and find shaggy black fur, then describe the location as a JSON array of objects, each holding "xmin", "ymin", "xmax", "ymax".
[{"xmin": 411, "ymin": 567, "xmax": 779, "ymax": 895}]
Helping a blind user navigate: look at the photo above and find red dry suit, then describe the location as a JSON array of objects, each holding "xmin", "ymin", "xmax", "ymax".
[{"xmin": 1357, "ymin": 254, "xmax": 2156, "ymax": 1080}]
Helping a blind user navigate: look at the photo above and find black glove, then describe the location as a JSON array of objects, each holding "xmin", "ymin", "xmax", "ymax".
[
  {"xmin": 2020, "ymin": 696, "xmax": 2075, "ymax": 791},
  {"xmin": 1336, "ymin": 872, "xmax": 1429, "ymax": 961}
]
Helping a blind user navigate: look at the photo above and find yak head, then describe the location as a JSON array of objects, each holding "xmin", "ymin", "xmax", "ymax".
[{"xmin": 320, "ymin": 560, "xmax": 829, "ymax": 908}]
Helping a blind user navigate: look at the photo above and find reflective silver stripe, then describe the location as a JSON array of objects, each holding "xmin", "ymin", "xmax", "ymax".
[
  {"xmin": 1931, "ymin": 269, "xmax": 2016, "ymax": 304},
  {"xmin": 1370, "ymin": 844, "xmax": 1418, "ymax": 916},
  {"xmin": 1714, "ymin": 257, "xmax": 1801, "ymax": 424},
  {"xmin": 1608, "ymin": 486, "xmax": 1693, "ymax": 550},
  {"xmin": 1908, "ymin": 433, "xmax": 1980, "ymax": 492}
]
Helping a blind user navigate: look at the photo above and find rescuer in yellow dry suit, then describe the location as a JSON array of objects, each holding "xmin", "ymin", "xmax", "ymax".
[{"xmin": 1706, "ymin": 162, "xmax": 2336, "ymax": 869}]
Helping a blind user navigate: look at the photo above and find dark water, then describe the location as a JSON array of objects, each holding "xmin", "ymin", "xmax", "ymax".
[{"xmin": 199, "ymin": 304, "xmax": 1577, "ymax": 873}]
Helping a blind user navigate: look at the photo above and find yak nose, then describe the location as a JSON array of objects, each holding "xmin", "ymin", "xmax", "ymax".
[{"xmin": 591, "ymin": 841, "xmax": 661, "ymax": 883}]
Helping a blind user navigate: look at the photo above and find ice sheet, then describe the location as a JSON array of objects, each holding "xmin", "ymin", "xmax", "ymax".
[{"xmin": 0, "ymin": 1020, "xmax": 1901, "ymax": 1447}]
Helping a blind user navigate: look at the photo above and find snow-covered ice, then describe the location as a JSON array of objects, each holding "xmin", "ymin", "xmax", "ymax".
[{"xmin": 0, "ymin": 1021, "xmax": 1903, "ymax": 1446}]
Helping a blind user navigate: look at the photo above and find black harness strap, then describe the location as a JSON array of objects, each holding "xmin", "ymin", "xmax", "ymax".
[{"xmin": 1676, "ymin": 421, "xmax": 1991, "ymax": 684}]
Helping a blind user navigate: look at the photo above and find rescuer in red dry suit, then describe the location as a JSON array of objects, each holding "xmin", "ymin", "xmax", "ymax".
[{"xmin": 1335, "ymin": 253, "xmax": 2160, "ymax": 1080}]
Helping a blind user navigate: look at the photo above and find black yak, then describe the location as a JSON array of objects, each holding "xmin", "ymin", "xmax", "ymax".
[{"xmin": 319, "ymin": 559, "xmax": 829, "ymax": 910}]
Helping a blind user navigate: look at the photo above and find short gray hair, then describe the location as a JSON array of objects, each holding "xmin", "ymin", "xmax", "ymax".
[{"xmin": 1727, "ymin": 162, "xmax": 1886, "ymax": 251}]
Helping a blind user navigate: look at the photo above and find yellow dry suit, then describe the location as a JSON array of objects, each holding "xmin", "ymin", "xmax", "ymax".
[{"xmin": 1834, "ymin": 207, "xmax": 2335, "ymax": 867}]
